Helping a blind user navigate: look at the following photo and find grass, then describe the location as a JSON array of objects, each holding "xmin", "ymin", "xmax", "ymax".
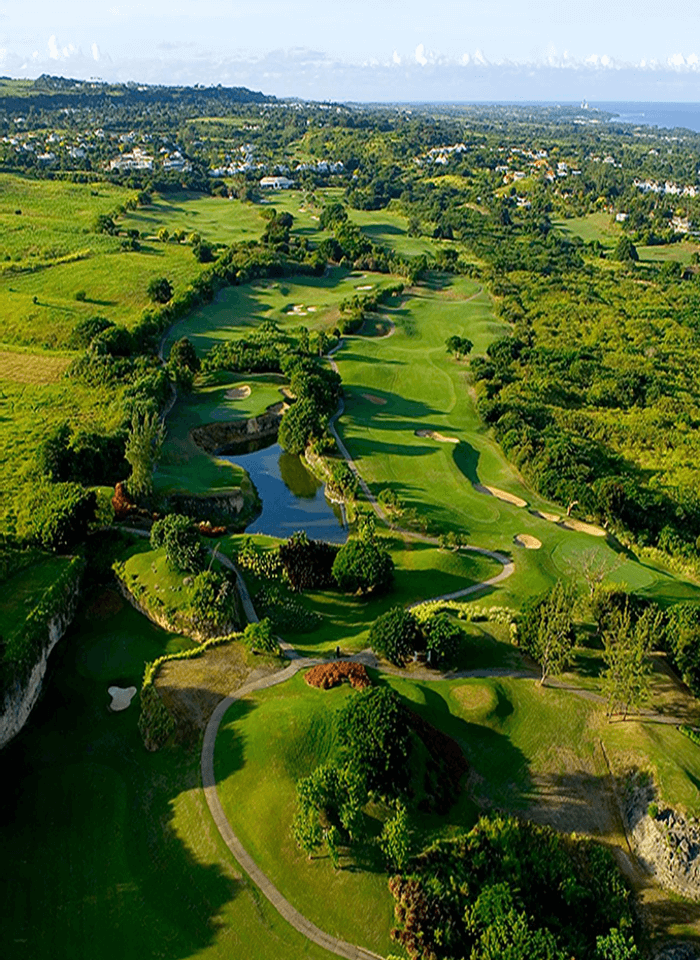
[
  {"xmin": 221, "ymin": 530, "xmax": 501, "ymax": 656},
  {"xmin": 121, "ymin": 192, "xmax": 266, "ymax": 246},
  {"xmin": 0, "ymin": 348, "xmax": 71, "ymax": 383},
  {"xmin": 0, "ymin": 555, "xmax": 73, "ymax": 637},
  {"xmin": 0, "ymin": 586, "xmax": 334, "ymax": 960},
  {"xmin": 214, "ymin": 671, "xmax": 401, "ymax": 958}
]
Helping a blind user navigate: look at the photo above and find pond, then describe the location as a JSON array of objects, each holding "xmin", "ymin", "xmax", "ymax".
[{"xmin": 223, "ymin": 440, "xmax": 348, "ymax": 543}]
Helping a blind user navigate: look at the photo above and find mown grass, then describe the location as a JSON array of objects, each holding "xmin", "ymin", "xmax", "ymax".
[
  {"xmin": 0, "ymin": 589, "xmax": 334, "ymax": 960},
  {"xmin": 0, "ymin": 555, "xmax": 72, "ymax": 637},
  {"xmin": 121, "ymin": 192, "xmax": 266, "ymax": 246}
]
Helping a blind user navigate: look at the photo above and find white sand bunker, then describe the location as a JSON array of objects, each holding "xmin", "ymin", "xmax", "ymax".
[
  {"xmin": 356, "ymin": 284, "xmax": 374, "ymax": 291},
  {"xmin": 530, "ymin": 509, "xmax": 561, "ymax": 523},
  {"xmin": 474, "ymin": 484, "xmax": 527, "ymax": 508},
  {"xmin": 514, "ymin": 533, "xmax": 542, "ymax": 550},
  {"xmin": 108, "ymin": 686, "xmax": 137, "ymax": 712},
  {"xmin": 559, "ymin": 518, "xmax": 607, "ymax": 537},
  {"xmin": 225, "ymin": 385, "xmax": 251, "ymax": 400},
  {"xmin": 415, "ymin": 429, "xmax": 459, "ymax": 443},
  {"xmin": 286, "ymin": 304, "xmax": 309, "ymax": 316},
  {"xmin": 362, "ymin": 393, "xmax": 387, "ymax": 405}
]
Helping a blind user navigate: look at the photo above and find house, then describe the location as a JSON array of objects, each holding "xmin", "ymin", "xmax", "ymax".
[{"xmin": 260, "ymin": 176, "xmax": 294, "ymax": 190}]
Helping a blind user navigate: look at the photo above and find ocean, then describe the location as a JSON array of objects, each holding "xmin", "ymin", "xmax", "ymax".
[{"xmin": 592, "ymin": 101, "xmax": 700, "ymax": 134}]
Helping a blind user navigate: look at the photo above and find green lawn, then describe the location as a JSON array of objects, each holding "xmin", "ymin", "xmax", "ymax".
[
  {"xmin": 121, "ymin": 192, "xmax": 266, "ymax": 246},
  {"xmin": 0, "ymin": 588, "xmax": 335, "ymax": 960},
  {"xmin": 0, "ymin": 555, "xmax": 72, "ymax": 637}
]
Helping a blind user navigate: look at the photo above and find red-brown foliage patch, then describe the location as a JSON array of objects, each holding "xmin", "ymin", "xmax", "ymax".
[
  {"xmin": 304, "ymin": 661, "xmax": 372, "ymax": 691},
  {"xmin": 197, "ymin": 521, "xmax": 227, "ymax": 538},
  {"xmin": 112, "ymin": 481, "xmax": 137, "ymax": 520}
]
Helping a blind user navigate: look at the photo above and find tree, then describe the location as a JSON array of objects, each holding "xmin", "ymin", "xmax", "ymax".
[
  {"xmin": 278, "ymin": 398, "xmax": 325, "ymax": 455},
  {"xmin": 124, "ymin": 412, "xmax": 165, "ymax": 500},
  {"xmin": 445, "ymin": 335, "xmax": 474, "ymax": 359},
  {"xmin": 168, "ymin": 337, "xmax": 200, "ymax": 388},
  {"xmin": 147, "ymin": 276, "xmax": 173, "ymax": 304},
  {"xmin": 614, "ymin": 236, "xmax": 638, "ymax": 263},
  {"xmin": 157, "ymin": 227, "xmax": 169, "ymax": 242},
  {"xmin": 518, "ymin": 582, "xmax": 576, "ymax": 685},
  {"xmin": 332, "ymin": 538, "xmax": 394, "ymax": 595},
  {"xmin": 379, "ymin": 802, "xmax": 411, "ymax": 871},
  {"xmin": 151, "ymin": 513, "xmax": 205, "ymax": 573},
  {"xmin": 189, "ymin": 570, "xmax": 238, "ymax": 628},
  {"xmin": 193, "ymin": 239, "xmax": 214, "ymax": 262},
  {"xmin": 368, "ymin": 606, "xmax": 422, "ymax": 666},
  {"xmin": 596, "ymin": 927, "xmax": 640, "ymax": 960},
  {"xmin": 337, "ymin": 687, "xmax": 410, "ymax": 795},
  {"xmin": 602, "ymin": 605, "xmax": 658, "ymax": 720},
  {"xmin": 421, "ymin": 612, "xmax": 464, "ymax": 665}
]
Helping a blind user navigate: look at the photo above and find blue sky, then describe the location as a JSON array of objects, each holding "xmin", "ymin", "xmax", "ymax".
[{"xmin": 2, "ymin": 0, "xmax": 700, "ymax": 100}]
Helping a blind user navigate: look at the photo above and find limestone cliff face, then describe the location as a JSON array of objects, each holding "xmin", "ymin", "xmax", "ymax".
[
  {"xmin": 190, "ymin": 403, "xmax": 287, "ymax": 454},
  {"xmin": 0, "ymin": 572, "xmax": 82, "ymax": 749}
]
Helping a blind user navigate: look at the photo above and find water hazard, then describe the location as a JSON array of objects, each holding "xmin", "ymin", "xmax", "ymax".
[{"xmin": 223, "ymin": 439, "xmax": 348, "ymax": 543}]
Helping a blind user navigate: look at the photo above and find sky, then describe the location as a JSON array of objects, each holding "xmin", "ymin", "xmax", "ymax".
[{"xmin": 2, "ymin": 0, "xmax": 700, "ymax": 101}]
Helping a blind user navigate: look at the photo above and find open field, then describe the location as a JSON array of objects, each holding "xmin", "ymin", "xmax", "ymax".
[
  {"xmin": 121, "ymin": 192, "xmax": 266, "ymax": 246},
  {"xmin": 555, "ymin": 211, "xmax": 700, "ymax": 264}
]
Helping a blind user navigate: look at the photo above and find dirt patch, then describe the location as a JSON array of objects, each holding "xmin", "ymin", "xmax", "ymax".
[
  {"xmin": 415, "ymin": 429, "xmax": 459, "ymax": 443},
  {"xmin": 514, "ymin": 533, "xmax": 542, "ymax": 550},
  {"xmin": 473, "ymin": 483, "xmax": 527, "ymax": 508},
  {"xmin": 362, "ymin": 393, "xmax": 387, "ymax": 405},
  {"xmin": 225, "ymin": 385, "xmax": 251, "ymax": 400},
  {"xmin": 304, "ymin": 661, "xmax": 371, "ymax": 690},
  {"xmin": 85, "ymin": 588, "xmax": 124, "ymax": 621},
  {"xmin": 108, "ymin": 686, "xmax": 137, "ymax": 712},
  {"xmin": 559, "ymin": 518, "xmax": 607, "ymax": 537},
  {"xmin": 156, "ymin": 643, "xmax": 279, "ymax": 733},
  {"xmin": 451, "ymin": 683, "xmax": 498, "ymax": 718}
]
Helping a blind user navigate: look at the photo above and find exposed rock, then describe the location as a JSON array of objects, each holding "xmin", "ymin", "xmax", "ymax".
[
  {"xmin": 624, "ymin": 772, "xmax": 700, "ymax": 900},
  {"xmin": 0, "ymin": 571, "xmax": 82, "ymax": 749},
  {"xmin": 191, "ymin": 403, "xmax": 287, "ymax": 454}
]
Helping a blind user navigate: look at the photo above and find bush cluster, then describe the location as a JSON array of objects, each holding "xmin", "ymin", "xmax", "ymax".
[{"xmin": 369, "ymin": 606, "xmax": 465, "ymax": 667}]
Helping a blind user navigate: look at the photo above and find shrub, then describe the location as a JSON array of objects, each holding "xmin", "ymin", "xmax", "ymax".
[
  {"xmin": 304, "ymin": 661, "xmax": 371, "ymax": 690},
  {"xmin": 332, "ymin": 538, "xmax": 394, "ymax": 595},
  {"xmin": 147, "ymin": 276, "xmax": 173, "ymax": 304},
  {"xmin": 241, "ymin": 618, "xmax": 278, "ymax": 653},
  {"xmin": 68, "ymin": 315, "xmax": 114, "ymax": 349},
  {"xmin": 420, "ymin": 612, "xmax": 464, "ymax": 664},
  {"xmin": 368, "ymin": 606, "xmax": 422, "ymax": 665},
  {"xmin": 17, "ymin": 482, "xmax": 96, "ymax": 553},
  {"xmin": 150, "ymin": 514, "xmax": 205, "ymax": 573},
  {"xmin": 278, "ymin": 397, "xmax": 325, "ymax": 454}
]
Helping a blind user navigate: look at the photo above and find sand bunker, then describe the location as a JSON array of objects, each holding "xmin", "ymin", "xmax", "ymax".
[
  {"xmin": 514, "ymin": 533, "xmax": 542, "ymax": 550},
  {"xmin": 225, "ymin": 385, "xmax": 251, "ymax": 400},
  {"xmin": 108, "ymin": 686, "xmax": 137, "ymax": 712},
  {"xmin": 356, "ymin": 284, "xmax": 374, "ymax": 291},
  {"xmin": 362, "ymin": 393, "xmax": 387, "ymax": 405},
  {"xmin": 415, "ymin": 429, "xmax": 459, "ymax": 444},
  {"xmin": 286, "ymin": 304, "xmax": 309, "ymax": 316},
  {"xmin": 530, "ymin": 509, "xmax": 561, "ymax": 523},
  {"xmin": 473, "ymin": 484, "xmax": 527, "ymax": 508},
  {"xmin": 559, "ymin": 518, "xmax": 607, "ymax": 537}
]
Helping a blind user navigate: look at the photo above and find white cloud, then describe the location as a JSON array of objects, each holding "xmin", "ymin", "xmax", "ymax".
[
  {"xmin": 92, "ymin": 42, "xmax": 101, "ymax": 61},
  {"xmin": 460, "ymin": 52, "xmax": 471, "ymax": 66},
  {"xmin": 415, "ymin": 43, "xmax": 427, "ymax": 67},
  {"xmin": 669, "ymin": 52, "xmax": 686, "ymax": 68},
  {"xmin": 474, "ymin": 48, "xmax": 487, "ymax": 65},
  {"xmin": 48, "ymin": 35, "xmax": 59, "ymax": 60},
  {"xmin": 392, "ymin": 49, "xmax": 401, "ymax": 65}
]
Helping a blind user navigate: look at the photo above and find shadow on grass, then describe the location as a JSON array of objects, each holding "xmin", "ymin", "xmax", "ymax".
[
  {"xmin": 0, "ymin": 590, "xmax": 252, "ymax": 960},
  {"xmin": 452, "ymin": 440, "xmax": 481, "ymax": 486}
]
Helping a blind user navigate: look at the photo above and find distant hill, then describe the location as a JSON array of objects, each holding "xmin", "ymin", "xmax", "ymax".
[{"xmin": 0, "ymin": 75, "xmax": 273, "ymax": 114}]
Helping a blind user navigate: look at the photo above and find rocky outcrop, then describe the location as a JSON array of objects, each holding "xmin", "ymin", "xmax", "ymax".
[
  {"xmin": 0, "ymin": 565, "xmax": 82, "ymax": 749},
  {"xmin": 624, "ymin": 773, "xmax": 700, "ymax": 900},
  {"xmin": 191, "ymin": 403, "xmax": 287, "ymax": 454},
  {"xmin": 168, "ymin": 491, "xmax": 246, "ymax": 523},
  {"xmin": 114, "ymin": 570, "xmax": 241, "ymax": 643}
]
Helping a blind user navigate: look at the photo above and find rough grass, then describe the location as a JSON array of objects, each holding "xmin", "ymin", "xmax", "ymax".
[
  {"xmin": 0, "ymin": 348, "xmax": 71, "ymax": 383},
  {"xmin": 0, "ymin": 555, "xmax": 72, "ymax": 637}
]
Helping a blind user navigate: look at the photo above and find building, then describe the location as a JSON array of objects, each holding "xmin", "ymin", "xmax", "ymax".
[{"xmin": 260, "ymin": 175, "xmax": 294, "ymax": 190}]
